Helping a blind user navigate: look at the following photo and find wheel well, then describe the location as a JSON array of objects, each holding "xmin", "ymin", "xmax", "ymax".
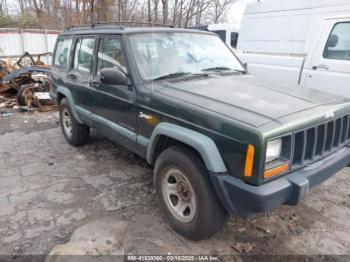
[
  {"xmin": 151, "ymin": 135, "xmax": 205, "ymax": 167},
  {"xmin": 56, "ymin": 92, "xmax": 66, "ymax": 105}
]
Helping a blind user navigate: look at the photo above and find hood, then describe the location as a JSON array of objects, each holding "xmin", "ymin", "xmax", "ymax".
[{"xmin": 155, "ymin": 75, "xmax": 349, "ymax": 127}]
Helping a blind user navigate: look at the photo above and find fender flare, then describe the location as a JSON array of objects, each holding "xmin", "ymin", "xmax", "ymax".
[
  {"xmin": 146, "ymin": 122, "xmax": 227, "ymax": 173},
  {"xmin": 56, "ymin": 86, "xmax": 83, "ymax": 124}
]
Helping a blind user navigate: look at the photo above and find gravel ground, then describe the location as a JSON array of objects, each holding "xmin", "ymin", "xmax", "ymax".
[{"xmin": 1, "ymin": 110, "xmax": 350, "ymax": 258}]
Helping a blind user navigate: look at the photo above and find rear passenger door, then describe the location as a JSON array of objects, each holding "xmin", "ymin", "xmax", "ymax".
[
  {"xmin": 90, "ymin": 36, "xmax": 138, "ymax": 150},
  {"xmin": 305, "ymin": 19, "xmax": 350, "ymax": 97},
  {"xmin": 67, "ymin": 36, "xmax": 96, "ymax": 125}
]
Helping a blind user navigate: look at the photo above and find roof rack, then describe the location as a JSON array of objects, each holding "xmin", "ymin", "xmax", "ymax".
[{"xmin": 66, "ymin": 21, "xmax": 174, "ymax": 31}]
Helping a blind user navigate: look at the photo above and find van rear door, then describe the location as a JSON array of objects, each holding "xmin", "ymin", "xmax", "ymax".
[{"xmin": 304, "ymin": 18, "xmax": 350, "ymax": 97}]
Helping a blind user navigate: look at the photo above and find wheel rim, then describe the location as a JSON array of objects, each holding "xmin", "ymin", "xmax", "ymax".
[
  {"xmin": 162, "ymin": 168, "xmax": 197, "ymax": 223},
  {"xmin": 62, "ymin": 108, "xmax": 73, "ymax": 137}
]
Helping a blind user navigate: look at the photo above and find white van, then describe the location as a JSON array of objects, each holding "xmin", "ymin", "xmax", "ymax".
[
  {"xmin": 189, "ymin": 23, "xmax": 240, "ymax": 48},
  {"xmin": 236, "ymin": 0, "xmax": 350, "ymax": 97}
]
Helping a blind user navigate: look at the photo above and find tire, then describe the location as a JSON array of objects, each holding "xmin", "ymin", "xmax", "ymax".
[
  {"xmin": 59, "ymin": 98, "xmax": 90, "ymax": 146},
  {"xmin": 154, "ymin": 145, "xmax": 228, "ymax": 240},
  {"xmin": 17, "ymin": 84, "xmax": 34, "ymax": 106}
]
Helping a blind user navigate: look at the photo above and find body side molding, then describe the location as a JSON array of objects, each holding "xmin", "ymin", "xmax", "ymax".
[{"xmin": 146, "ymin": 122, "xmax": 227, "ymax": 173}]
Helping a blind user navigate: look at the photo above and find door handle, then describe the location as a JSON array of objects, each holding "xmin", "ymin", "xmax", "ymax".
[
  {"xmin": 67, "ymin": 73, "xmax": 77, "ymax": 80},
  {"xmin": 312, "ymin": 64, "xmax": 329, "ymax": 70},
  {"xmin": 89, "ymin": 80, "xmax": 100, "ymax": 88}
]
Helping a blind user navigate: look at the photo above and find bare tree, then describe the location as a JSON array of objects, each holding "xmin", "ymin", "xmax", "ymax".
[
  {"xmin": 0, "ymin": 0, "xmax": 8, "ymax": 16},
  {"xmin": 153, "ymin": 0, "xmax": 159, "ymax": 23},
  {"xmin": 0, "ymin": 0, "xmax": 238, "ymax": 29},
  {"xmin": 211, "ymin": 0, "xmax": 236, "ymax": 23},
  {"xmin": 161, "ymin": 0, "xmax": 168, "ymax": 24}
]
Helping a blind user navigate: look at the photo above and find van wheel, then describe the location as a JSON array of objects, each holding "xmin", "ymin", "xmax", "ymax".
[
  {"xmin": 59, "ymin": 98, "xmax": 90, "ymax": 146},
  {"xmin": 154, "ymin": 145, "xmax": 228, "ymax": 240}
]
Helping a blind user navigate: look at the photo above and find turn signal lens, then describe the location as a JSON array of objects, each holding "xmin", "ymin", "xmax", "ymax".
[
  {"xmin": 244, "ymin": 144, "xmax": 255, "ymax": 177},
  {"xmin": 264, "ymin": 163, "xmax": 289, "ymax": 179}
]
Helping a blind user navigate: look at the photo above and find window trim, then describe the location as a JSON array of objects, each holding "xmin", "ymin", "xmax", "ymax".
[{"xmin": 322, "ymin": 21, "xmax": 350, "ymax": 61}]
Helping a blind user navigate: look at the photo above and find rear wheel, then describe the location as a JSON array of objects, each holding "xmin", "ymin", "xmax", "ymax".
[
  {"xmin": 154, "ymin": 145, "xmax": 228, "ymax": 240},
  {"xmin": 59, "ymin": 98, "xmax": 90, "ymax": 146}
]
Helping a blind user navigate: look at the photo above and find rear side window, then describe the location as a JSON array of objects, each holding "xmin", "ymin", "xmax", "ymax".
[
  {"xmin": 323, "ymin": 22, "xmax": 350, "ymax": 61},
  {"xmin": 231, "ymin": 32, "xmax": 238, "ymax": 48},
  {"xmin": 73, "ymin": 38, "xmax": 95, "ymax": 73},
  {"xmin": 54, "ymin": 38, "xmax": 72, "ymax": 69}
]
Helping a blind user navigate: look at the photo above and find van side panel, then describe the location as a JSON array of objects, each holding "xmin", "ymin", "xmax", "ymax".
[{"xmin": 237, "ymin": 0, "xmax": 350, "ymax": 91}]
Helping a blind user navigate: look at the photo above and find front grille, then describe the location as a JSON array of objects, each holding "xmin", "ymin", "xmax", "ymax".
[{"xmin": 291, "ymin": 115, "xmax": 350, "ymax": 168}]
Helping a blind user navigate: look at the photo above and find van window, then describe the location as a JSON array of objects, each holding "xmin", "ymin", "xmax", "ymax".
[
  {"xmin": 54, "ymin": 38, "xmax": 72, "ymax": 69},
  {"xmin": 96, "ymin": 38, "xmax": 127, "ymax": 75},
  {"xmin": 323, "ymin": 22, "xmax": 350, "ymax": 61},
  {"xmin": 231, "ymin": 32, "xmax": 238, "ymax": 48},
  {"xmin": 73, "ymin": 38, "xmax": 95, "ymax": 72}
]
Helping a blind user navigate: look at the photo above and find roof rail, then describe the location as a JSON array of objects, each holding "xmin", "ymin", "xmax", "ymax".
[
  {"xmin": 65, "ymin": 21, "xmax": 174, "ymax": 31},
  {"xmin": 94, "ymin": 21, "xmax": 174, "ymax": 27}
]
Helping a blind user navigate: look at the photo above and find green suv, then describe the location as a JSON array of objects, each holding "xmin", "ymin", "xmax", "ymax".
[{"xmin": 50, "ymin": 25, "xmax": 350, "ymax": 240}]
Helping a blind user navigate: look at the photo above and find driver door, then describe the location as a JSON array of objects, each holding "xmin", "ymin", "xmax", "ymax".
[{"xmin": 90, "ymin": 36, "xmax": 138, "ymax": 150}]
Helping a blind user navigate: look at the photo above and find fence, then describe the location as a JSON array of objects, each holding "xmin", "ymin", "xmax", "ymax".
[{"xmin": 0, "ymin": 28, "xmax": 62, "ymax": 65}]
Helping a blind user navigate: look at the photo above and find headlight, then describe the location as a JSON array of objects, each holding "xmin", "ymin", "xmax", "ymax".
[{"xmin": 265, "ymin": 139, "xmax": 282, "ymax": 163}]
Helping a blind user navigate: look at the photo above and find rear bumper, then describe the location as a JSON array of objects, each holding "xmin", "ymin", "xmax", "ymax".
[{"xmin": 209, "ymin": 145, "xmax": 350, "ymax": 218}]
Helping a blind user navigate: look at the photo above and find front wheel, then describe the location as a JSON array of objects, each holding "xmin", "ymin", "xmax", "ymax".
[
  {"xmin": 59, "ymin": 98, "xmax": 90, "ymax": 146},
  {"xmin": 154, "ymin": 145, "xmax": 228, "ymax": 240}
]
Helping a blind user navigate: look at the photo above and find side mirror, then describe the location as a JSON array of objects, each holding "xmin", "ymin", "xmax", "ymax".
[
  {"xmin": 243, "ymin": 63, "xmax": 248, "ymax": 70},
  {"xmin": 100, "ymin": 68, "xmax": 128, "ymax": 85}
]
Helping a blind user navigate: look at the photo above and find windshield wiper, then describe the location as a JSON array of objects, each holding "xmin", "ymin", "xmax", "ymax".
[
  {"xmin": 152, "ymin": 72, "xmax": 208, "ymax": 81},
  {"xmin": 201, "ymin": 67, "xmax": 246, "ymax": 74},
  {"xmin": 152, "ymin": 72, "xmax": 191, "ymax": 81}
]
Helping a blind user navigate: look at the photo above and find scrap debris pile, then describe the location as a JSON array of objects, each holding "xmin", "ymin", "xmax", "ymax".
[{"xmin": 0, "ymin": 52, "xmax": 56, "ymax": 113}]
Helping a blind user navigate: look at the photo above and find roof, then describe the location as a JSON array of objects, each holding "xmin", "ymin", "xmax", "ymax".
[{"xmin": 60, "ymin": 25, "xmax": 213, "ymax": 36}]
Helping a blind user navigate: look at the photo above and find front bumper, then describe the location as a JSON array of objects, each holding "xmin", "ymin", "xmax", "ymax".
[{"xmin": 209, "ymin": 145, "xmax": 350, "ymax": 218}]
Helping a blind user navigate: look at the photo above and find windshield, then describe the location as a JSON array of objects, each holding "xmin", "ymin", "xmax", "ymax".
[{"xmin": 128, "ymin": 32, "xmax": 245, "ymax": 81}]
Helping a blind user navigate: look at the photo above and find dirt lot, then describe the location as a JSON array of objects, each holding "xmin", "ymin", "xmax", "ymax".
[{"xmin": 1, "ymin": 110, "xmax": 350, "ymax": 258}]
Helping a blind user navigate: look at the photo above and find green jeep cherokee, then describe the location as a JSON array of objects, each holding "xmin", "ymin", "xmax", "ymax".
[{"xmin": 50, "ymin": 25, "xmax": 350, "ymax": 240}]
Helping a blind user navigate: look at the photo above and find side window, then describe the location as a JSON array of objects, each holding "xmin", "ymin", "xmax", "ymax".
[
  {"xmin": 323, "ymin": 22, "xmax": 350, "ymax": 61},
  {"xmin": 96, "ymin": 38, "xmax": 127, "ymax": 75},
  {"xmin": 231, "ymin": 32, "xmax": 238, "ymax": 48},
  {"xmin": 53, "ymin": 38, "xmax": 72, "ymax": 69},
  {"xmin": 73, "ymin": 38, "xmax": 95, "ymax": 73}
]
